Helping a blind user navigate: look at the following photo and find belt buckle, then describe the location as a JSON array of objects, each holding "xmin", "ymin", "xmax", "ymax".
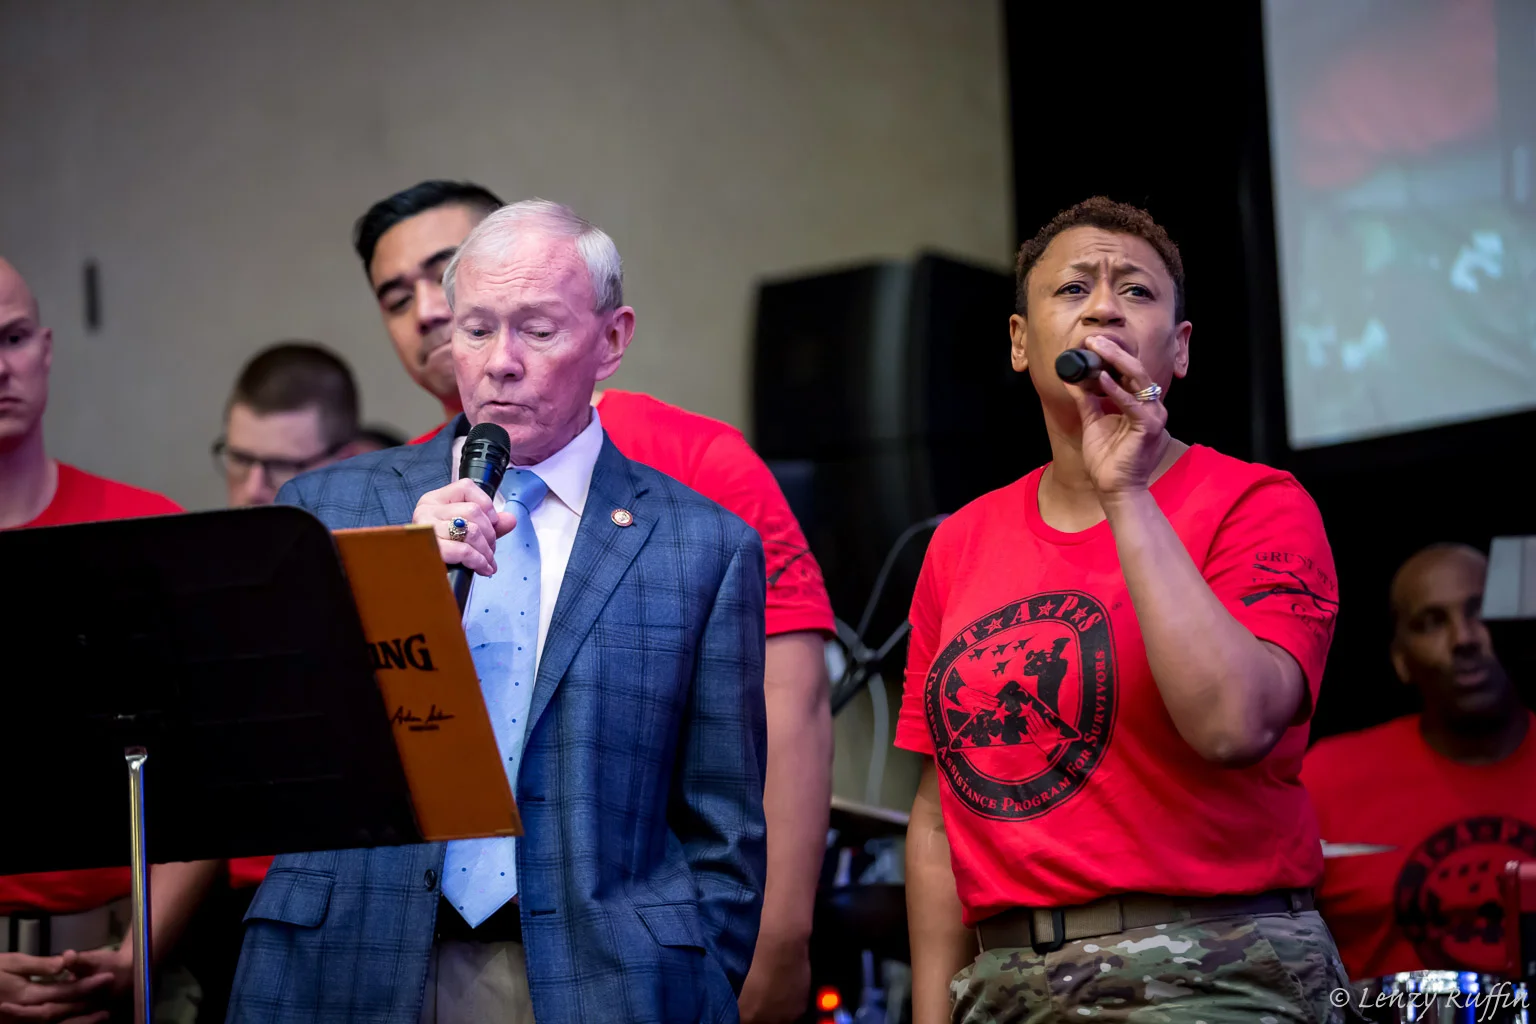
[{"xmin": 1030, "ymin": 908, "xmax": 1067, "ymax": 955}]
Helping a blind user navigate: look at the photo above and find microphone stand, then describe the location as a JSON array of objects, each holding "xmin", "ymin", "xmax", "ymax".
[
  {"xmin": 816, "ymin": 515, "xmax": 945, "ymax": 1024},
  {"xmin": 828, "ymin": 515, "xmax": 948, "ymax": 716}
]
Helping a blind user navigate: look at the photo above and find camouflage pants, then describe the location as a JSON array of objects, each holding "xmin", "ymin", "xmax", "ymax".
[{"xmin": 951, "ymin": 910, "xmax": 1365, "ymax": 1024}]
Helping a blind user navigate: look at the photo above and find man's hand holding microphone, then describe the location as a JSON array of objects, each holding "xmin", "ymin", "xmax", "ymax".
[
  {"xmin": 412, "ymin": 479, "xmax": 515, "ymax": 577},
  {"xmin": 412, "ymin": 423, "xmax": 518, "ymax": 607}
]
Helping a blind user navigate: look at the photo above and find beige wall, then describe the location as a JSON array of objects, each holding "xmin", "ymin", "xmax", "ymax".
[
  {"xmin": 2, "ymin": 0, "xmax": 1010, "ymax": 507},
  {"xmin": 1, "ymin": 0, "xmax": 1009, "ymax": 808}
]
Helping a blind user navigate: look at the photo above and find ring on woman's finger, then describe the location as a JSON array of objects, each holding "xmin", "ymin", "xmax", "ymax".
[{"xmin": 447, "ymin": 517, "xmax": 469, "ymax": 542}]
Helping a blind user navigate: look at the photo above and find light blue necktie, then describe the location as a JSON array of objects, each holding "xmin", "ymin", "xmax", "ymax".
[{"xmin": 442, "ymin": 468, "xmax": 547, "ymax": 927}]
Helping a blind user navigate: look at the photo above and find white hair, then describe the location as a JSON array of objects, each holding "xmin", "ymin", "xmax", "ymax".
[{"xmin": 442, "ymin": 198, "xmax": 623, "ymax": 314}]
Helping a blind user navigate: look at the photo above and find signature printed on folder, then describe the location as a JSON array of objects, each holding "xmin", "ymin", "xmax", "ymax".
[{"xmin": 390, "ymin": 705, "xmax": 457, "ymax": 732}]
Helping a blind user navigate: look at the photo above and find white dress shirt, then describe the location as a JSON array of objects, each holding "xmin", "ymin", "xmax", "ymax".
[{"xmin": 450, "ymin": 408, "xmax": 604, "ymax": 676}]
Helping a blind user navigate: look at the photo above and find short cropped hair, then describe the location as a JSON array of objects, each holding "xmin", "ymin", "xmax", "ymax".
[
  {"xmin": 227, "ymin": 342, "xmax": 359, "ymax": 447},
  {"xmin": 1014, "ymin": 196, "xmax": 1186, "ymax": 321},
  {"xmin": 353, "ymin": 180, "xmax": 504, "ymax": 272},
  {"xmin": 443, "ymin": 199, "xmax": 624, "ymax": 315},
  {"xmin": 1389, "ymin": 542, "xmax": 1487, "ymax": 633}
]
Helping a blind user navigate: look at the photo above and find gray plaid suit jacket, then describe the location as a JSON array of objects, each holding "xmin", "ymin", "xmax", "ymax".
[{"xmin": 227, "ymin": 419, "xmax": 768, "ymax": 1024}]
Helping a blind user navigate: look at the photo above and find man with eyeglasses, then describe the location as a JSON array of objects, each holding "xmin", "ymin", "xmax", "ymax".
[
  {"xmin": 216, "ymin": 342, "xmax": 368, "ymax": 887},
  {"xmin": 213, "ymin": 342, "xmax": 368, "ymax": 507},
  {"xmin": 187, "ymin": 341, "xmax": 375, "ymax": 1020}
]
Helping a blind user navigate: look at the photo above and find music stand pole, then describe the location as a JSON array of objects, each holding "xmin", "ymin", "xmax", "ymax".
[{"xmin": 124, "ymin": 747, "xmax": 152, "ymax": 1024}]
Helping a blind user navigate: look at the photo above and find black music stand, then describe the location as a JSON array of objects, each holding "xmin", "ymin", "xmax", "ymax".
[{"xmin": 0, "ymin": 506, "xmax": 421, "ymax": 1023}]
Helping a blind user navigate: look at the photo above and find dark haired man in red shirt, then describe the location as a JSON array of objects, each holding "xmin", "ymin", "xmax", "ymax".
[
  {"xmin": 0, "ymin": 256, "xmax": 215, "ymax": 1022},
  {"xmin": 351, "ymin": 181, "xmax": 834, "ymax": 1023},
  {"xmin": 898, "ymin": 199, "xmax": 1355, "ymax": 1023},
  {"xmin": 235, "ymin": 183, "xmax": 831, "ymax": 1023}
]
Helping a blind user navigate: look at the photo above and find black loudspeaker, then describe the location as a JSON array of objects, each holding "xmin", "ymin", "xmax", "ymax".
[{"xmin": 752, "ymin": 252, "xmax": 1047, "ymax": 646}]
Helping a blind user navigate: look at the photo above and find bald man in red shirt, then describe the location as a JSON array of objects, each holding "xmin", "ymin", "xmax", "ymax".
[
  {"xmin": 1304, "ymin": 544, "xmax": 1534, "ymax": 981},
  {"xmin": 0, "ymin": 256, "xmax": 217, "ymax": 1022}
]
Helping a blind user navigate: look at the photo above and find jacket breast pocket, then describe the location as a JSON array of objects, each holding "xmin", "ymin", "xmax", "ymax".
[{"xmin": 243, "ymin": 868, "xmax": 334, "ymax": 928}]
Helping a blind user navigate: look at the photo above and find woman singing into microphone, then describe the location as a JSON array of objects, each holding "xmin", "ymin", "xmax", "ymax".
[{"xmin": 898, "ymin": 197, "xmax": 1357, "ymax": 1024}]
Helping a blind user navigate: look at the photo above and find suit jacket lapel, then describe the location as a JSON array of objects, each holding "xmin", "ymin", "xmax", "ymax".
[
  {"xmin": 383, "ymin": 417, "xmax": 463, "ymax": 524},
  {"xmin": 527, "ymin": 436, "xmax": 653, "ymax": 736}
]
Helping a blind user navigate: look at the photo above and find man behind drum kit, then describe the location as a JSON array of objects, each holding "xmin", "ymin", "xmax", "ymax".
[{"xmin": 1303, "ymin": 543, "xmax": 1535, "ymax": 986}]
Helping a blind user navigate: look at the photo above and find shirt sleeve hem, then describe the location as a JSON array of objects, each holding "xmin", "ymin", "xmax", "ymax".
[
  {"xmin": 765, "ymin": 609, "xmax": 837, "ymax": 638},
  {"xmin": 893, "ymin": 725, "xmax": 936, "ymax": 756},
  {"xmin": 1251, "ymin": 629, "xmax": 1325, "ymax": 721}
]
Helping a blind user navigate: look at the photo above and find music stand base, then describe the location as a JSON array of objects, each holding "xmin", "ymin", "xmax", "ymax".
[{"xmin": 125, "ymin": 748, "xmax": 152, "ymax": 1024}]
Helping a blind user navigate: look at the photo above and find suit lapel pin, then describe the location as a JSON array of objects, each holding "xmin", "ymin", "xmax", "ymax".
[{"xmin": 611, "ymin": 508, "xmax": 634, "ymax": 527}]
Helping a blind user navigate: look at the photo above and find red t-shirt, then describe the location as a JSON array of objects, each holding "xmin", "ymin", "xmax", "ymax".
[
  {"xmin": 1302, "ymin": 712, "xmax": 1536, "ymax": 979},
  {"xmin": 895, "ymin": 445, "xmax": 1338, "ymax": 924},
  {"xmin": 0, "ymin": 463, "xmax": 180, "ymax": 914},
  {"xmin": 595, "ymin": 389, "xmax": 834, "ymax": 638},
  {"xmin": 18, "ymin": 462, "xmax": 181, "ymax": 528},
  {"xmin": 228, "ymin": 856, "xmax": 274, "ymax": 890},
  {"xmin": 409, "ymin": 421, "xmax": 448, "ymax": 445}
]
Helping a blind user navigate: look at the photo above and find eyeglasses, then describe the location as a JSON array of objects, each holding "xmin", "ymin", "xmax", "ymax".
[{"xmin": 211, "ymin": 437, "xmax": 350, "ymax": 489}]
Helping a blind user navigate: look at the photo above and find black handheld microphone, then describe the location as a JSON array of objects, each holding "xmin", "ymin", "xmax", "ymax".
[
  {"xmin": 449, "ymin": 422, "xmax": 512, "ymax": 612},
  {"xmin": 1054, "ymin": 348, "xmax": 1123, "ymax": 385}
]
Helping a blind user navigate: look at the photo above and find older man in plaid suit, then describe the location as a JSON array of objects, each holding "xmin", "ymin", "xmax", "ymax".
[{"xmin": 226, "ymin": 200, "xmax": 768, "ymax": 1024}]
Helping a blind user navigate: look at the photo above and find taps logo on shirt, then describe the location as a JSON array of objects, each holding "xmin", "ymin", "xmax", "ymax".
[
  {"xmin": 1394, "ymin": 815, "xmax": 1536, "ymax": 973},
  {"xmin": 924, "ymin": 592, "xmax": 1117, "ymax": 821}
]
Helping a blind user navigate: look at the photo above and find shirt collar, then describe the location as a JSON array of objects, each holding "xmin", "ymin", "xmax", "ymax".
[
  {"xmin": 450, "ymin": 408, "xmax": 603, "ymax": 517},
  {"xmin": 515, "ymin": 407, "xmax": 602, "ymax": 516}
]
